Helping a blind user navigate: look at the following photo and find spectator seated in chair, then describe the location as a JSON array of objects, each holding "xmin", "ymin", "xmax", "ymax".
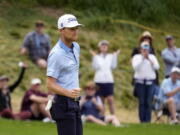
[{"xmin": 160, "ymin": 67, "xmax": 180, "ymax": 124}]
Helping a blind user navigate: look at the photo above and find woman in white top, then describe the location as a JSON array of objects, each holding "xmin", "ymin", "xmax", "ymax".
[
  {"xmin": 132, "ymin": 41, "xmax": 160, "ymax": 123},
  {"xmin": 90, "ymin": 40, "xmax": 120, "ymax": 115}
]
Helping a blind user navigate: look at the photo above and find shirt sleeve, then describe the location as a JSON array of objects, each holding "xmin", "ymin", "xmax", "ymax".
[
  {"xmin": 111, "ymin": 53, "xmax": 118, "ymax": 69},
  {"xmin": 132, "ymin": 55, "xmax": 144, "ymax": 70},
  {"xmin": 92, "ymin": 55, "xmax": 101, "ymax": 70},
  {"xmin": 161, "ymin": 80, "xmax": 172, "ymax": 95},
  {"xmin": 161, "ymin": 50, "xmax": 179, "ymax": 65},
  {"xmin": 46, "ymin": 51, "xmax": 62, "ymax": 79},
  {"xmin": 45, "ymin": 34, "xmax": 51, "ymax": 52},
  {"xmin": 150, "ymin": 55, "xmax": 160, "ymax": 70},
  {"xmin": 21, "ymin": 33, "xmax": 32, "ymax": 48},
  {"xmin": 96, "ymin": 96, "xmax": 103, "ymax": 106},
  {"xmin": 9, "ymin": 67, "xmax": 26, "ymax": 93}
]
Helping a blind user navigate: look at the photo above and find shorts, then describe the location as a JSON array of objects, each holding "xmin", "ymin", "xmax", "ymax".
[{"xmin": 96, "ymin": 83, "xmax": 114, "ymax": 97}]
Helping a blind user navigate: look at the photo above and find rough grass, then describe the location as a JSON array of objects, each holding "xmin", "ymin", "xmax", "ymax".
[
  {"xmin": 0, "ymin": 2, "xmax": 180, "ymax": 117},
  {"xmin": 0, "ymin": 118, "xmax": 180, "ymax": 135}
]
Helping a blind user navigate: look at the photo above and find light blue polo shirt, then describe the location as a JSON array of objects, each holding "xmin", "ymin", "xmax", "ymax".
[
  {"xmin": 161, "ymin": 78, "xmax": 180, "ymax": 103},
  {"xmin": 47, "ymin": 40, "xmax": 80, "ymax": 90}
]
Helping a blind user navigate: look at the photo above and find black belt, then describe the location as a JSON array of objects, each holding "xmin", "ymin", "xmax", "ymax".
[{"xmin": 55, "ymin": 95, "xmax": 81, "ymax": 102}]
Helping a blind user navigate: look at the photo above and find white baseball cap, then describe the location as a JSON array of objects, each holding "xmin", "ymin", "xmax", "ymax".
[
  {"xmin": 98, "ymin": 40, "xmax": 109, "ymax": 47},
  {"xmin": 57, "ymin": 14, "xmax": 83, "ymax": 29},
  {"xmin": 171, "ymin": 67, "xmax": 180, "ymax": 74},
  {"xmin": 31, "ymin": 78, "xmax": 41, "ymax": 85}
]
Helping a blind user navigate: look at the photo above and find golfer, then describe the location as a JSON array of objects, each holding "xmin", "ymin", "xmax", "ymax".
[{"xmin": 46, "ymin": 14, "xmax": 83, "ymax": 135}]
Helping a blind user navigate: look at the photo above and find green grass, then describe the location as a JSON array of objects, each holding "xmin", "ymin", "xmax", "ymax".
[{"xmin": 0, "ymin": 118, "xmax": 180, "ymax": 135}]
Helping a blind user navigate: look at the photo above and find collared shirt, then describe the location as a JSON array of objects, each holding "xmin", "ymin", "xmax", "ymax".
[
  {"xmin": 92, "ymin": 53, "xmax": 118, "ymax": 83},
  {"xmin": 47, "ymin": 40, "xmax": 80, "ymax": 90},
  {"xmin": 161, "ymin": 78, "xmax": 180, "ymax": 103},
  {"xmin": 132, "ymin": 54, "xmax": 160, "ymax": 80},
  {"xmin": 161, "ymin": 47, "xmax": 180, "ymax": 76},
  {"xmin": 22, "ymin": 31, "xmax": 51, "ymax": 61}
]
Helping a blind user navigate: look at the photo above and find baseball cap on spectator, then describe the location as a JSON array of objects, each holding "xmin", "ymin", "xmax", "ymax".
[
  {"xmin": 31, "ymin": 78, "xmax": 41, "ymax": 85},
  {"xmin": 140, "ymin": 41, "xmax": 150, "ymax": 50},
  {"xmin": 165, "ymin": 35, "xmax": 174, "ymax": 41},
  {"xmin": 58, "ymin": 14, "xmax": 83, "ymax": 29},
  {"xmin": 171, "ymin": 67, "xmax": 180, "ymax": 74},
  {"xmin": 0, "ymin": 75, "xmax": 9, "ymax": 81},
  {"xmin": 98, "ymin": 40, "xmax": 109, "ymax": 47}
]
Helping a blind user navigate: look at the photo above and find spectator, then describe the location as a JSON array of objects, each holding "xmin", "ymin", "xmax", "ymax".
[
  {"xmin": 20, "ymin": 78, "xmax": 51, "ymax": 121},
  {"xmin": 80, "ymin": 82, "xmax": 120, "ymax": 126},
  {"xmin": 90, "ymin": 40, "xmax": 120, "ymax": 115},
  {"xmin": 160, "ymin": 67, "xmax": 180, "ymax": 124},
  {"xmin": 0, "ymin": 62, "xmax": 27, "ymax": 119},
  {"xmin": 131, "ymin": 31, "xmax": 159, "ymax": 85},
  {"xmin": 161, "ymin": 35, "xmax": 180, "ymax": 78},
  {"xmin": 20, "ymin": 20, "xmax": 51, "ymax": 68},
  {"xmin": 132, "ymin": 41, "xmax": 160, "ymax": 123}
]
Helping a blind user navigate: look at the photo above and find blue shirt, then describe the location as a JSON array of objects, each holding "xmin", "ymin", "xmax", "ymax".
[
  {"xmin": 161, "ymin": 47, "xmax": 180, "ymax": 76},
  {"xmin": 161, "ymin": 78, "xmax": 180, "ymax": 103},
  {"xmin": 46, "ymin": 40, "xmax": 80, "ymax": 90}
]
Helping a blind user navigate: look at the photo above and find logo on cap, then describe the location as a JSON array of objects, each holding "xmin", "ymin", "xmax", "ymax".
[{"xmin": 68, "ymin": 18, "xmax": 77, "ymax": 23}]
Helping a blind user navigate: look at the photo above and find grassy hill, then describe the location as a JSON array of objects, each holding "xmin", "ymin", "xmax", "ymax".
[{"xmin": 0, "ymin": 1, "xmax": 180, "ymax": 120}]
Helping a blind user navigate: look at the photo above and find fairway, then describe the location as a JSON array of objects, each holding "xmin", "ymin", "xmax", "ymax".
[{"xmin": 0, "ymin": 118, "xmax": 180, "ymax": 135}]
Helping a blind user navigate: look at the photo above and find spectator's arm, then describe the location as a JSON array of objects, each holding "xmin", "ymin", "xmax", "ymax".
[
  {"xmin": 20, "ymin": 47, "xmax": 28, "ymax": 55},
  {"xmin": 9, "ymin": 67, "xmax": 26, "ymax": 92},
  {"xmin": 20, "ymin": 33, "xmax": 31, "ymax": 55},
  {"xmin": 92, "ymin": 55, "xmax": 100, "ymax": 70},
  {"xmin": 79, "ymin": 96, "xmax": 86, "ymax": 108},
  {"xmin": 161, "ymin": 51, "xmax": 179, "ymax": 65},
  {"xmin": 149, "ymin": 55, "xmax": 160, "ymax": 70},
  {"xmin": 111, "ymin": 51, "xmax": 120, "ymax": 69},
  {"xmin": 92, "ymin": 97, "xmax": 104, "ymax": 114},
  {"xmin": 29, "ymin": 95, "xmax": 48, "ymax": 104},
  {"xmin": 132, "ymin": 55, "xmax": 144, "ymax": 70},
  {"xmin": 165, "ymin": 87, "xmax": 180, "ymax": 97}
]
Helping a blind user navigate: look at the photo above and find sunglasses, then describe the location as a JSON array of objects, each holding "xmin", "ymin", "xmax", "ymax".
[
  {"xmin": 36, "ymin": 23, "xmax": 44, "ymax": 27},
  {"xmin": 85, "ymin": 86, "xmax": 96, "ymax": 90}
]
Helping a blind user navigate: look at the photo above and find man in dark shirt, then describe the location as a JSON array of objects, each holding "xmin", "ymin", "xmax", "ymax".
[
  {"xmin": 20, "ymin": 21, "xmax": 51, "ymax": 68},
  {"xmin": 0, "ymin": 62, "xmax": 27, "ymax": 118},
  {"xmin": 20, "ymin": 78, "xmax": 51, "ymax": 120}
]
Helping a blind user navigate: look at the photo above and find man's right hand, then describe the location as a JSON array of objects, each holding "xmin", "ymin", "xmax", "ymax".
[{"xmin": 66, "ymin": 88, "xmax": 81, "ymax": 99}]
